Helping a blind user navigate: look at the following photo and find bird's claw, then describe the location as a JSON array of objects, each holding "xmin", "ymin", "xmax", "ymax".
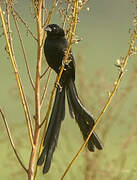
[
  {"xmin": 62, "ymin": 59, "xmax": 72, "ymax": 70},
  {"xmin": 54, "ymin": 82, "xmax": 62, "ymax": 92}
]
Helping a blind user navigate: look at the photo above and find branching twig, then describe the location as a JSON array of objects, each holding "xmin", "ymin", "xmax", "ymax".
[
  {"xmin": 62, "ymin": 2, "xmax": 71, "ymax": 30},
  {"xmin": 78, "ymin": 0, "xmax": 89, "ymax": 12},
  {"xmin": 0, "ymin": 4, "xmax": 34, "ymax": 148},
  {"xmin": 40, "ymin": 68, "xmax": 52, "ymax": 107},
  {"xmin": 6, "ymin": 1, "xmax": 15, "ymax": 61},
  {"xmin": 61, "ymin": 29, "xmax": 137, "ymax": 179},
  {"xmin": 41, "ymin": 0, "xmax": 58, "ymax": 51},
  {"xmin": 43, "ymin": 0, "xmax": 57, "ymax": 27},
  {"xmin": 0, "ymin": 108, "xmax": 28, "ymax": 173},
  {"xmin": 42, "ymin": 0, "xmax": 48, "ymax": 27},
  {"xmin": 33, "ymin": 1, "xmax": 58, "ymax": 178},
  {"xmin": 31, "ymin": 0, "xmax": 38, "ymax": 17},
  {"xmin": 11, "ymin": 10, "xmax": 35, "ymax": 90},
  {"xmin": 40, "ymin": 66, "xmax": 49, "ymax": 79},
  {"xmin": 12, "ymin": 8, "xmax": 37, "ymax": 41}
]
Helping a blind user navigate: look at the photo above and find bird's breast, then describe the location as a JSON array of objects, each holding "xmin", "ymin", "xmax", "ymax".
[{"xmin": 44, "ymin": 38, "xmax": 67, "ymax": 73}]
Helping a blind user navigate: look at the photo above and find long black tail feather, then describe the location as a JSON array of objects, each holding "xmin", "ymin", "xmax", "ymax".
[
  {"xmin": 67, "ymin": 90, "xmax": 75, "ymax": 118},
  {"xmin": 38, "ymin": 78, "xmax": 102, "ymax": 174},
  {"xmin": 37, "ymin": 87, "xmax": 65, "ymax": 173},
  {"xmin": 66, "ymin": 79, "xmax": 103, "ymax": 151}
]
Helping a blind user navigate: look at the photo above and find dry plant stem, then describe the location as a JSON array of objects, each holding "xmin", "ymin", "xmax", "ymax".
[
  {"xmin": 42, "ymin": 0, "xmax": 46, "ymax": 27},
  {"xmin": 34, "ymin": 1, "xmax": 58, "ymax": 179},
  {"xmin": 40, "ymin": 0, "xmax": 57, "ymax": 48},
  {"xmin": 0, "ymin": 108, "xmax": 27, "ymax": 172},
  {"xmin": 32, "ymin": 0, "xmax": 38, "ymax": 19},
  {"xmin": 40, "ymin": 68, "xmax": 52, "ymax": 107},
  {"xmin": 66, "ymin": 0, "xmax": 78, "ymax": 40},
  {"xmin": 0, "ymin": 4, "xmax": 34, "ymax": 147},
  {"xmin": 78, "ymin": 0, "xmax": 89, "ymax": 12},
  {"xmin": 12, "ymin": 10, "xmax": 35, "ymax": 90},
  {"xmin": 43, "ymin": 0, "xmax": 57, "ymax": 27},
  {"xmin": 40, "ymin": 66, "xmax": 49, "ymax": 79},
  {"xmin": 12, "ymin": 8, "xmax": 37, "ymax": 41},
  {"xmin": 42, "ymin": 1, "xmax": 44, "ymax": 26},
  {"xmin": 28, "ymin": 1, "xmax": 43, "ymax": 179},
  {"xmin": 62, "ymin": 2, "xmax": 70, "ymax": 29},
  {"xmin": 61, "ymin": 29, "xmax": 137, "ymax": 180},
  {"xmin": 6, "ymin": 2, "xmax": 14, "ymax": 55}
]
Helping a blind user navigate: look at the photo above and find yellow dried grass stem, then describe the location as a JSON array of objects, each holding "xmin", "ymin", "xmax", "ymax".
[{"xmin": 0, "ymin": 4, "xmax": 34, "ymax": 147}]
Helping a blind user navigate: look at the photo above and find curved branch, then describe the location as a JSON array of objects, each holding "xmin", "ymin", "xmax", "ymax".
[
  {"xmin": 0, "ymin": 4, "xmax": 34, "ymax": 147},
  {"xmin": 12, "ymin": 8, "xmax": 37, "ymax": 41},
  {"xmin": 43, "ymin": 0, "xmax": 57, "ymax": 27},
  {"xmin": 40, "ymin": 66, "xmax": 49, "ymax": 79},
  {"xmin": 0, "ymin": 108, "xmax": 28, "ymax": 173},
  {"xmin": 40, "ymin": 68, "xmax": 52, "ymax": 107},
  {"xmin": 12, "ymin": 9, "xmax": 35, "ymax": 90}
]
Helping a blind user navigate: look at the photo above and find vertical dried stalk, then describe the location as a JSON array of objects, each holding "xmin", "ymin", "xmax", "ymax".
[
  {"xmin": 11, "ymin": 9, "xmax": 35, "ymax": 90},
  {"xmin": 40, "ymin": 68, "xmax": 52, "ymax": 107},
  {"xmin": 12, "ymin": 8, "xmax": 37, "ymax": 41},
  {"xmin": 28, "ymin": 1, "xmax": 43, "ymax": 179},
  {"xmin": 0, "ymin": 3, "xmax": 34, "ymax": 148},
  {"xmin": 44, "ymin": 0, "xmax": 57, "ymax": 26},
  {"xmin": 33, "ymin": 0, "xmax": 59, "ymax": 178}
]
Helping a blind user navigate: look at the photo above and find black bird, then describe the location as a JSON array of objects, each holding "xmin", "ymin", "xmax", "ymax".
[{"xmin": 37, "ymin": 24, "xmax": 103, "ymax": 174}]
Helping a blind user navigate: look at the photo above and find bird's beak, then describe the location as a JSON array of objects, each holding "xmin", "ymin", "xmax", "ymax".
[{"xmin": 44, "ymin": 26, "xmax": 52, "ymax": 32}]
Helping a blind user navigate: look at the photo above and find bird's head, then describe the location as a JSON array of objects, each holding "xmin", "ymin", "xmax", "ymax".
[{"xmin": 44, "ymin": 24, "xmax": 65, "ymax": 37}]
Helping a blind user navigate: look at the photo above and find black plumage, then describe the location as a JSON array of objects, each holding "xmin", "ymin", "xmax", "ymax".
[{"xmin": 37, "ymin": 24, "xmax": 103, "ymax": 174}]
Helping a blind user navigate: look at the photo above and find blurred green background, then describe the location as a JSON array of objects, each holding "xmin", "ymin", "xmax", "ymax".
[{"xmin": 0, "ymin": 0, "xmax": 137, "ymax": 179}]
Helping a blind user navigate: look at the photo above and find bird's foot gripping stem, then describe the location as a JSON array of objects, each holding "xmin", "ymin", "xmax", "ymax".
[
  {"xmin": 62, "ymin": 59, "xmax": 72, "ymax": 70},
  {"xmin": 54, "ymin": 82, "xmax": 62, "ymax": 92}
]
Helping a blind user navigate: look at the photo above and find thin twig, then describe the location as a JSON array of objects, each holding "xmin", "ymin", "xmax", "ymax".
[
  {"xmin": 40, "ymin": 66, "xmax": 49, "ymax": 79},
  {"xmin": 40, "ymin": 68, "xmax": 52, "ymax": 107},
  {"xmin": 31, "ymin": 0, "xmax": 38, "ymax": 17},
  {"xmin": 42, "ymin": 0, "xmax": 47, "ymax": 28},
  {"xmin": 34, "ymin": 1, "xmax": 58, "ymax": 178},
  {"xmin": 78, "ymin": 0, "xmax": 89, "ymax": 12},
  {"xmin": 43, "ymin": 0, "xmax": 57, "ymax": 27},
  {"xmin": 12, "ymin": 8, "xmax": 37, "ymax": 41},
  {"xmin": 41, "ymin": 0, "xmax": 58, "ymax": 50},
  {"xmin": 0, "ymin": 108, "xmax": 28, "ymax": 173},
  {"xmin": 61, "ymin": 29, "xmax": 137, "ymax": 180},
  {"xmin": 11, "ymin": 9, "xmax": 35, "ymax": 90},
  {"xmin": 5, "ymin": 1, "xmax": 15, "ymax": 61},
  {"xmin": 0, "ymin": 4, "xmax": 34, "ymax": 148},
  {"xmin": 62, "ymin": 1, "xmax": 71, "ymax": 30}
]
